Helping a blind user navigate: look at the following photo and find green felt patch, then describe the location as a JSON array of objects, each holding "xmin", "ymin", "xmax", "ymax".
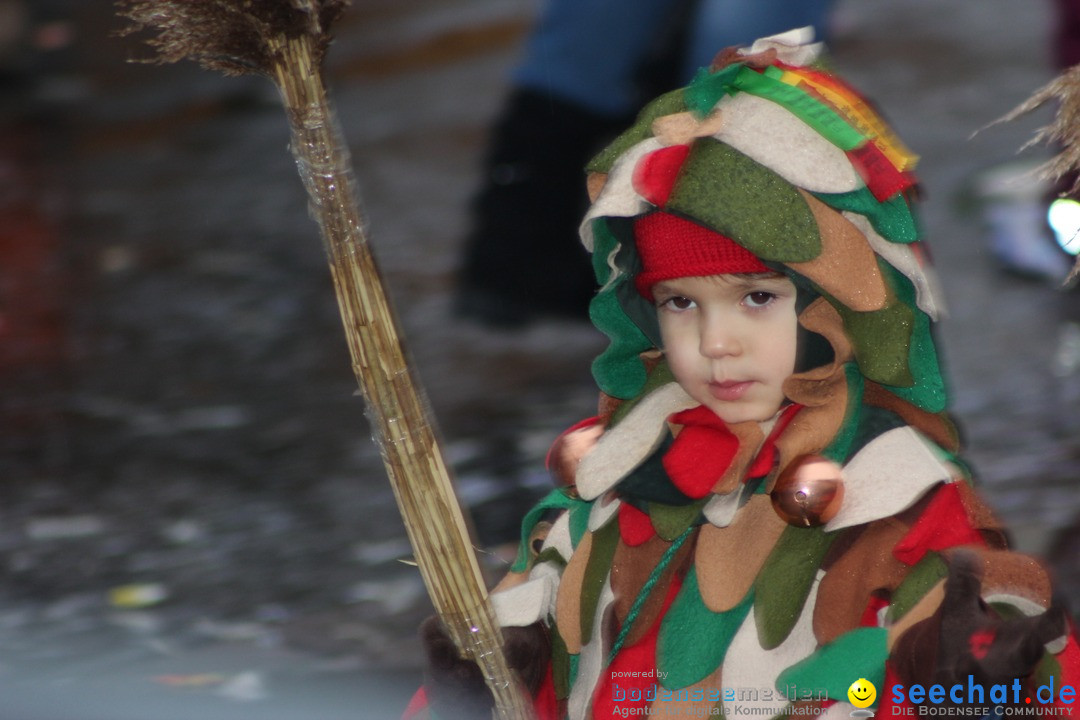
[
  {"xmin": 843, "ymin": 404, "xmax": 908, "ymax": 461},
  {"xmin": 775, "ymin": 627, "xmax": 888, "ymax": 705},
  {"xmin": 812, "ymin": 188, "xmax": 920, "ymax": 244},
  {"xmin": 650, "ymin": 500, "xmax": 707, "ymax": 541},
  {"xmin": 822, "ymin": 362, "xmax": 865, "ymax": 464},
  {"xmin": 665, "ymin": 139, "xmax": 821, "ymax": 263},
  {"xmin": 987, "ymin": 601, "xmax": 1025, "ymax": 621},
  {"xmin": 886, "ymin": 551, "xmax": 948, "ymax": 623},
  {"xmin": 833, "ymin": 263, "xmax": 915, "ymax": 388},
  {"xmin": 507, "ymin": 487, "xmax": 587, "ymax": 569},
  {"xmin": 684, "ymin": 63, "xmax": 745, "ymax": 118},
  {"xmin": 511, "ymin": 487, "xmax": 592, "ymax": 573},
  {"xmin": 587, "ymin": 89, "xmax": 688, "ymax": 174},
  {"xmin": 589, "ymin": 218, "xmax": 654, "ymax": 399},
  {"xmin": 657, "ymin": 567, "xmax": 754, "ymax": 689},
  {"xmin": 580, "ymin": 518, "xmax": 620, "ymax": 646},
  {"xmin": 827, "ymin": 262, "xmax": 946, "ymax": 413},
  {"xmin": 532, "ymin": 546, "xmax": 568, "ymax": 569},
  {"xmin": 550, "ymin": 621, "xmax": 572, "ymax": 700},
  {"xmin": 1033, "ymin": 650, "xmax": 1062, "ymax": 700},
  {"xmin": 876, "ymin": 266, "xmax": 947, "ymax": 413},
  {"xmin": 616, "ymin": 436, "xmax": 697, "ymax": 507},
  {"xmin": 754, "ymin": 526, "xmax": 837, "ymax": 650}
]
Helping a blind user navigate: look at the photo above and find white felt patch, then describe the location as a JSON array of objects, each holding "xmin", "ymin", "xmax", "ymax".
[
  {"xmin": 492, "ymin": 564, "xmax": 561, "ymax": 627},
  {"xmin": 744, "ymin": 27, "xmax": 823, "ymax": 67},
  {"xmin": 568, "ymin": 579, "xmax": 615, "ymax": 720},
  {"xmin": 577, "ymin": 382, "xmax": 697, "ymax": 500},
  {"xmin": 825, "ymin": 427, "xmax": 954, "ymax": 532},
  {"xmin": 588, "ymin": 492, "xmax": 621, "ymax": 532},
  {"xmin": 983, "ymin": 592, "xmax": 1046, "ymax": 617},
  {"xmin": 846, "ymin": 212, "xmax": 946, "ymax": 320},
  {"xmin": 712, "ymin": 92, "xmax": 862, "ymax": 194},
  {"xmin": 823, "ymin": 701, "xmax": 857, "ymax": 720},
  {"xmin": 723, "ymin": 570, "xmax": 822, "ymax": 717},
  {"xmin": 702, "ymin": 485, "xmax": 749, "ymax": 528},
  {"xmin": 579, "ymin": 137, "xmax": 662, "ymax": 252},
  {"xmin": 982, "ymin": 594, "xmax": 1065, "ymax": 653},
  {"xmin": 540, "ymin": 510, "xmax": 574, "ymax": 561}
]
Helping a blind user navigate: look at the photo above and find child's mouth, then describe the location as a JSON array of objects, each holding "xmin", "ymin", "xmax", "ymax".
[{"xmin": 708, "ymin": 380, "xmax": 753, "ymax": 401}]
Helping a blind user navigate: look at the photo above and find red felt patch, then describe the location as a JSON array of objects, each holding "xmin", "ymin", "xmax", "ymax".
[
  {"xmin": 893, "ymin": 483, "xmax": 986, "ymax": 566},
  {"xmin": 664, "ymin": 406, "xmax": 739, "ymax": 499},
  {"xmin": 591, "ymin": 577, "xmax": 682, "ymax": 719},
  {"xmin": 401, "ymin": 687, "xmax": 428, "ymax": 720},
  {"xmin": 847, "ymin": 142, "xmax": 915, "ymax": 201},
  {"xmin": 747, "ymin": 404, "xmax": 803, "ymax": 479},
  {"xmin": 859, "ymin": 593, "xmax": 890, "ymax": 628},
  {"xmin": 619, "ymin": 502, "xmax": 657, "ymax": 547},
  {"xmin": 968, "ymin": 627, "xmax": 996, "ymax": 660},
  {"xmin": 632, "ymin": 144, "xmax": 691, "ymax": 208},
  {"xmin": 535, "ymin": 664, "xmax": 561, "ymax": 720},
  {"xmin": 877, "ymin": 663, "xmax": 911, "ymax": 718}
]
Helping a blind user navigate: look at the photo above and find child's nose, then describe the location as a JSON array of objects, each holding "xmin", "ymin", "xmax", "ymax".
[{"xmin": 699, "ymin": 318, "xmax": 741, "ymax": 358}]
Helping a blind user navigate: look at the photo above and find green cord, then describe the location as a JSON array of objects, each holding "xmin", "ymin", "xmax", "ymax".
[{"xmin": 607, "ymin": 524, "xmax": 695, "ymax": 666}]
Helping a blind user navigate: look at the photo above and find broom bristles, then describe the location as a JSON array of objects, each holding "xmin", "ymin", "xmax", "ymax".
[
  {"xmin": 115, "ymin": 0, "xmax": 348, "ymax": 76},
  {"xmin": 999, "ymin": 64, "xmax": 1080, "ymax": 195}
]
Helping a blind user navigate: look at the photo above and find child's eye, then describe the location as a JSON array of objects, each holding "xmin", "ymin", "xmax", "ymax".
[
  {"xmin": 744, "ymin": 291, "xmax": 776, "ymax": 308},
  {"xmin": 658, "ymin": 296, "xmax": 696, "ymax": 311}
]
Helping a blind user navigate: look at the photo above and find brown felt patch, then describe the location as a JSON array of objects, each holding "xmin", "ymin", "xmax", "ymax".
[
  {"xmin": 556, "ymin": 530, "xmax": 592, "ymax": 654},
  {"xmin": 886, "ymin": 578, "xmax": 945, "ymax": 650},
  {"xmin": 771, "ymin": 402, "xmax": 847, "ymax": 490},
  {"xmin": 651, "ymin": 110, "xmax": 726, "ymax": 146},
  {"xmin": 787, "ymin": 191, "xmax": 889, "ymax": 312},
  {"xmin": 650, "ymin": 667, "xmax": 723, "ymax": 716},
  {"xmin": 953, "ymin": 481, "xmax": 1005, "ymax": 535},
  {"xmin": 696, "ymin": 495, "xmax": 787, "ymax": 612},
  {"xmin": 813, "ymin": 518, "xmax": 910, "ymax": 644},
  {"xmin": 611, "ymin": 532, "xmax": 695, "ymax": 647},
  {"xmin": 773, "ymin": 299, "xmax": 853, "ymax": 482},
  {"xmin": 863, "ymin": 381, "xmax": 959, "ymax": 452},
  {"xmin": 597, "ymin": 391, "xmax": 622, "ymax": 425},
  {"xmin": 587, "ymin": 172, "xmax": 608, "ymax": 203},
  {"xmin": 941, "ymin": 547, "xmax": 1053, "ymax": 608},
  {"xmin": 713, "ymin": 421, "xmax": 765, "ymax": 494},
  {"xmin": 783, "ymin": 298, "xmax": 854, "ymax": 406}
]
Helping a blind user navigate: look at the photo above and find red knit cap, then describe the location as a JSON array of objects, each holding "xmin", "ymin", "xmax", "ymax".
[{"xmin": 633, "ymin": 211, "xmax": 769, "ymax": 299}]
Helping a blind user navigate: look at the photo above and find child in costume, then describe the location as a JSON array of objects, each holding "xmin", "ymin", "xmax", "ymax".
[{"xmin": 410, "ymin": 28, "xmax": 1078, "ymax": 720}]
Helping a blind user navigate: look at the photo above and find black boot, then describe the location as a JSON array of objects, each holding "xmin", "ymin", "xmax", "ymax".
[{"xmin": 456, "ymin": 88, "xmax": 631, "ymax": 327}]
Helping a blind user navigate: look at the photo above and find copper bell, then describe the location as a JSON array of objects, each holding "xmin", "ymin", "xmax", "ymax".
[{"xmin": 770, "ymin": 454, "xmax": 845, "ymax": 527}]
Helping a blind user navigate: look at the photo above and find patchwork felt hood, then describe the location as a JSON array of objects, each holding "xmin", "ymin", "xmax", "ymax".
[{"xmin": 580, "ymin": 28, "xmax": 948, "ymax": 418}]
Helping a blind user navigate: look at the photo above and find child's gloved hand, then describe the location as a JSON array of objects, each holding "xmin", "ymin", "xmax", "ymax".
[
  {"xmin": 893, "ymin": 550, "xmax": 1068, "ymax": 698},
  {"xmin": 419, "ymin": 615, "xmax": 550, "ymax": 720},
  {"xmin": 934, "ymin": 551, "xmax": 1067, "ymax": 690}
]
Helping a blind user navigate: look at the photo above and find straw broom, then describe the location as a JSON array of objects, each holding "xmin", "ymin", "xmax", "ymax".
[
  {"xmin": 997, "ymin": 63, "xmax": 1080, "ymax": 285},
  {"xmin": 114, "ymin": 3, "xmax": 535, "ymax": 718}
]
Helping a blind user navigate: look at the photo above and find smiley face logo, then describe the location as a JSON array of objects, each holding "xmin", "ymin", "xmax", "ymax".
[{"xmin": 847, "ymin": 678, "xmax": 876, "ymax": 708}]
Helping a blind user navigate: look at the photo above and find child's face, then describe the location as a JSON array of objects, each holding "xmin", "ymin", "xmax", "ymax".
[{"xmin": 654, "ymin": 273, "xmax": 799, "ymax": 424}]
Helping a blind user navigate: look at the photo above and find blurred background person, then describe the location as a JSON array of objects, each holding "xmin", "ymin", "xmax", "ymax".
[{"xmin": 455, "ymin": 0, "xmax": 833, "ymax": 326}]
